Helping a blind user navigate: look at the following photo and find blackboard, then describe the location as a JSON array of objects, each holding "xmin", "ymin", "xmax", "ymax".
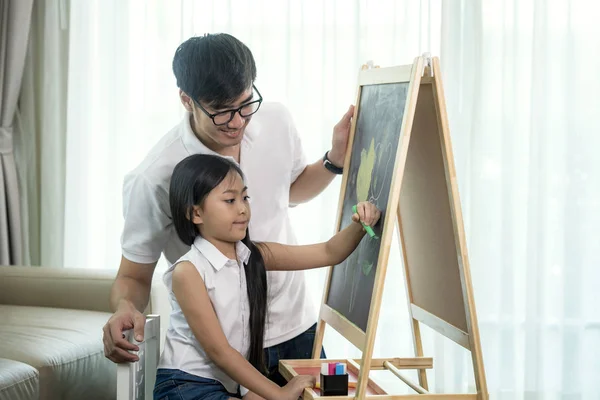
[{"xmin": 326, "ymin": 82, "xmax": 409, "ymax": 332}]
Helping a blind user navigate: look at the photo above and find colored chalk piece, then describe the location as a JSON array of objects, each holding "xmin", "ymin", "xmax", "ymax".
[
  {"xmin": 352, "ymin": 204, "xmax": 379, "ymax": 239},
  {"xmin": 328, "ymin": 363, "xmax": 336, "ymax": 375},
  {"xmin": 335, "ymin": 363, "xmax": 344, "ymax": 375},
  {"xmin": 321, "ymin": 363, "xmax": 328, "ymax": 375}
]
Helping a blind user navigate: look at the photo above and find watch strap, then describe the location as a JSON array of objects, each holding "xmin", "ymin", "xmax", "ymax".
[{"xmin": 322, "ymin": 151, "xmax": 343, "ymax": 175}]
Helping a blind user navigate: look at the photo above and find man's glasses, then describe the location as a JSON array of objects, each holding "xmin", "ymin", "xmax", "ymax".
[{"xmin": 193, "ymin": 85, "xmax": 263, "ymax": 126}]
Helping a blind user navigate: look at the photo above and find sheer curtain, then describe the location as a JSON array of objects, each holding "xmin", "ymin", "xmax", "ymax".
[
  {"xmin": 21, "ymin": 0, "xmax": 600, "ymax": 398},
  {"xmin": 61, "ymin": 0, "xmax": 440, "ymax": 271},
  {"xmin": 58, "ymin": 0, "xmax": 441, "ymax": 394},
  {"xmin": 442, "ymin": 0, "xmax": 600, "ymax": 399}
]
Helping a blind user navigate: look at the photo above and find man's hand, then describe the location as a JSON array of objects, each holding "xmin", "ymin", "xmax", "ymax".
[
  {"xmin": 104, "ymin": 256, "xmax": 155, "ymax": 363},
  {"xmin": 328, "ymin": 104, "xmax": 355, "ymax": 168},
  {"xmin": 103, "ymin": 300, "xmax": 147, "ymax": 363}
]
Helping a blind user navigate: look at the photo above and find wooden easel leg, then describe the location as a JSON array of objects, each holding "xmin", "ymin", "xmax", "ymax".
[
  {"xmin": 311, "ymin": 319, "xmax": 326, "ymax": 359},
  {"xmin": 430, "ymin": 57, "xmax": 488, "ymax": 400},
  {"xmin": 397, "ymin": 204, "xmax": 430, "ymax": 391},
  {"xmin": 411, "ymin": 320, "xmax": 429, "ymax": 390}
]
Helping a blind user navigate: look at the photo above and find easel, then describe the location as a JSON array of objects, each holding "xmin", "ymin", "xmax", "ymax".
[{"xmin": 279, "ymin": 55, "xmax": 488, "ymax": 399}]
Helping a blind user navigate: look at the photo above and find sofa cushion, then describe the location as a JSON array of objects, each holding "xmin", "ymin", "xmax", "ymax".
[
  {"xmin": 0, "ymin": 305, "xmax": 116, "ymax": 400},
  {"xmin": 0, "ymin": 358, "xmax": 39, "ymax": 400}
]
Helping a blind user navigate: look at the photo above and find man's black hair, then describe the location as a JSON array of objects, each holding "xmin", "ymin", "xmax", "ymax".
[{"xmin": 172, "ymin": 33, "xmax": 257, "ymax": 108}]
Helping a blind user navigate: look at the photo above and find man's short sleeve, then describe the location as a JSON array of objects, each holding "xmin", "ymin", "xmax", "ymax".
[
  {"xmin": 121, "ymin": 174, "xmax": 171, "ymax": 264},
  {"xmin": 288, "ymin": 112, "xmax": 308, "ymax": 183}
]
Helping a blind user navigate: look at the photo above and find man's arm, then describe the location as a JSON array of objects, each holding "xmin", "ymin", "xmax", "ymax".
[
  {"xmin": 104, "ymin": 171, "xmax": 170, "ymax": 363},
  {"xmin": 289, "ymin": 105, "xmax": 354, "ymax": 205},
  {"xmin": 109, "ymin": 256, "xmax": 156, "ymax": 313},
  {"xmin": 289, "ymin": 156, "xmax": 339, "ymax": 205},
  {"xmin": 103, "ymin": 256, "xmax": 157, "ymax": 363}
]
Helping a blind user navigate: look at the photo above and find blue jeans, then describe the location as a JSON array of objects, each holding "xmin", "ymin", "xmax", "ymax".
[
  {"xmin": 264, "ymin": 323, "xmax": 326, "ymax": 386},
  {"xmin": 153, "ymin": 369, "xmax": 240, "ymax": 400}
]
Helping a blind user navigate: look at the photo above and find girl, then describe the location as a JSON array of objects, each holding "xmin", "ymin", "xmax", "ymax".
[{"xmin": 154, "ymin": 154, "xmax": 381, "ymax": 400}]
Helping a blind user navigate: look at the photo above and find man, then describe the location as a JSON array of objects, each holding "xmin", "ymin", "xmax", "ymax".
[{"xmin": 102, "ymin": 33, "xmax": 353, "ymax": 385}]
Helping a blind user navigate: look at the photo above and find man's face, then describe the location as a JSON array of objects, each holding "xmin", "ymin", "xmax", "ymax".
[{"xmin": 185, "ymin": 86, "xmax": 258, "ymax": 150}]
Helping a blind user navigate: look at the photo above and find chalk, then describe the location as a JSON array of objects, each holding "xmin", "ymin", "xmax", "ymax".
[
  {"xmin": 321, "ymin": 363, "xmax": 329, "ymax": 375},
  {"xmin": 335, "ymin": 363, "xmax": 344, "ymax": 375},
  {"xmin": 328, "ymin": 362, "xmax": 336, "ymax": 375},
  {"xmin": 353, "ymin": 204, "xmax": 379, "ymax": 239}
]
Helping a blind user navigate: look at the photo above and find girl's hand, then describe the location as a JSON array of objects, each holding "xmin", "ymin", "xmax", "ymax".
[
  {"xmin": 281, "ymin": 375, "xmax": 316, "ymax": 399},
  {"xmin": 352, "ymin": 201, "xmax": 381, "ymax": 228}
]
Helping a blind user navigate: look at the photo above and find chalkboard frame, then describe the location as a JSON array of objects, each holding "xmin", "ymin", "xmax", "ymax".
[{"xmin": 312, "ymin": 58, "xmax": 424, "ymax": 357}]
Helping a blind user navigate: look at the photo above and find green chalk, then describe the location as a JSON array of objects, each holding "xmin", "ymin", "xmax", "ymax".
[{"xmin": 352, "ymin": 204, "xmax": 379, "ymax": 239}]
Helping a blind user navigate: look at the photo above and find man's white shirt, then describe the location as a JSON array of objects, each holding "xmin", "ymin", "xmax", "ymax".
[{"xmin": 121, "ymin": 102, "xmax": 317, "ymax": 346}]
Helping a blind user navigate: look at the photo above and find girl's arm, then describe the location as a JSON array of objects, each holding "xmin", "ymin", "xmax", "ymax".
[
  {"xmin": 171, "ymin": 262, "xmax": 312, "ymax": 400},
  {"xmin": 261, "ymin": 201, "xmax": 380, "ymax": 271}
]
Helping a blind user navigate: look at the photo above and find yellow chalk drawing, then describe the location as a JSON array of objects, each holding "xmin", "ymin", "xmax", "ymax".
[{"xmin": 356, "ymin": 138, "xmax": 376, "ymax": 202}]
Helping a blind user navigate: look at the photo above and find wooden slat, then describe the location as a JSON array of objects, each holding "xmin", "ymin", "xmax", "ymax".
[
  {"xmin": 319, "ymin": 305, "xmax": 366, "ymax": 351},
  {"xmin": 384, "ymin": 361, "xmax": 428, "ymax": 394},
  {"xmin": 397, "ymin": 154, "xmax": 429, "ymax": 390},
  {"xmin": 279, "ymin": 357, "xmax": 432, "ymax": 370},
  {"xmin": 411, "ymin": 304, "xmax": 470, "ymax": 350},
  {"xmin": 278, "ymin": 360, "xmax": 298, "ymax": 382},
  {"xmin": 358, "ymin": 64, "xmax": 413, "ymax": 85},
  {"xmin": 377, "ymin": 357, "xmax": 433, "ymax": 370}
]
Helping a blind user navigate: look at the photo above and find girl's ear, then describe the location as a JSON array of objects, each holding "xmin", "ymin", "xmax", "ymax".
[{"xmin": 190, "ymin": 205, "xmax": 203, "ymax": 225}]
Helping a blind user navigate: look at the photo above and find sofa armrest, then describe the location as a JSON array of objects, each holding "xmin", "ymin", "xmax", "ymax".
[
  {"xmin": 0, "ymin": 266, "xmax": 117, "ymax": 312},
  {"xmin": 0, "ymin": 266, "xmax": 168, "ymax": 317}
]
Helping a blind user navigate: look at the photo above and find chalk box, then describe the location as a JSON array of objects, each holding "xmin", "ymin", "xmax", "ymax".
[{"xmin": 320, "ymin": 372, "xmax": 349, "ymax": 396}]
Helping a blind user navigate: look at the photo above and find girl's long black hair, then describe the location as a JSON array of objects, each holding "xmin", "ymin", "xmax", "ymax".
[{"xmin": 170, "ymin": 153, "xmax": 268, "ymax": 374}]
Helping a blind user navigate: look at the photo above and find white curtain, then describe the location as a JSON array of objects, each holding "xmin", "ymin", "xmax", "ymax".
[
  {"xmin": 441, "ymin": 0, "xmax": 600, "ymax": 399},
  {"xmin": 60, "ymin": 0, "xmax": 441, "ymax": 271},
  {"xmin": 18, "ymin": 0, "xmax": 600, "ymax": 398}
]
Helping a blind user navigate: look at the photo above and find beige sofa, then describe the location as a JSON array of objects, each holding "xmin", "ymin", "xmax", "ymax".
[{"xmin": 0, "ymin": 266, "xmax": 169, "ymax": 400}]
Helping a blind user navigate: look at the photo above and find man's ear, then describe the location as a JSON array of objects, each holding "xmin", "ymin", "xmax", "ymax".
[
  {"xmin": 190, "ymin": 205, "xmax": 203, "ymax": 224},
  {"xmin": 180, "ymin": 90, "xmax": 194, "ymax": 113}
]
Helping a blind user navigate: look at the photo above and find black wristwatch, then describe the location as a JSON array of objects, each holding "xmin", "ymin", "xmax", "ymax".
[{"xmin": 323, "ymin": 151, "xmax": 344, "ymax": 175}]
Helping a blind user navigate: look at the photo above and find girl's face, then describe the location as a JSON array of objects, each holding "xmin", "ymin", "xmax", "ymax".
[{"xmin": 192, "ymin": 171, "xmax": 251, "ymax": 244}]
